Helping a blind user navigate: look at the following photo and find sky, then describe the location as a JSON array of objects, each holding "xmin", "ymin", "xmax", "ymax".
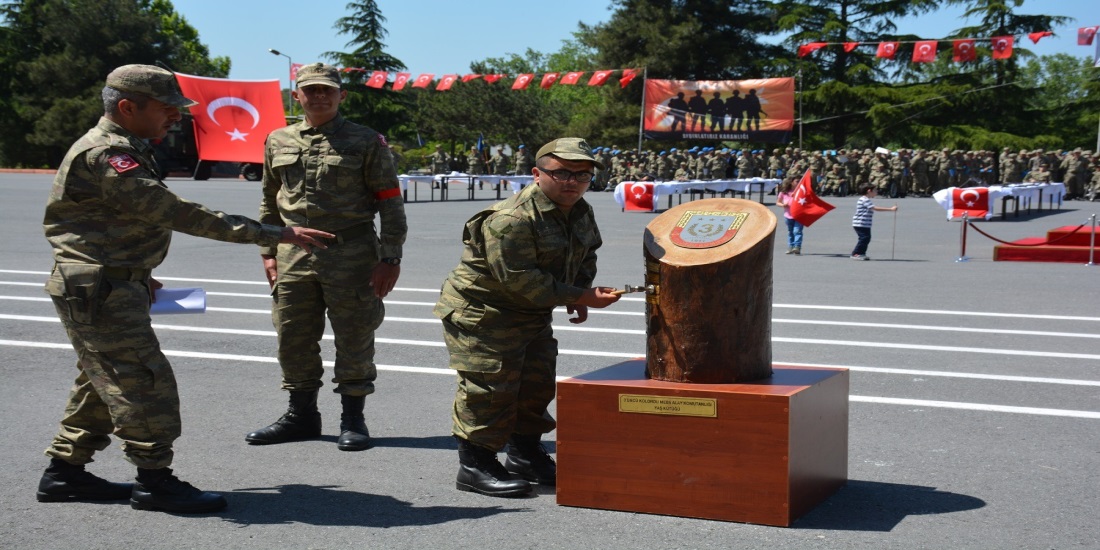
[{"xmin": 170, "ymin": 0, "xmax": 1099, "ymax": 88}]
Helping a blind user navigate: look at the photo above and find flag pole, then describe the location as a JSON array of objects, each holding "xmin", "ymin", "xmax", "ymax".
[
  {"xmin": 797, "ymin": 67, "xmax": 803, "ymax": 150},
  {"xmin": 636, "ymin": 67, "xmax": 647, "ymax": 152},
  {"xmin": 891, "ymin": 204, "xmax": 897, "ymax": 260}
]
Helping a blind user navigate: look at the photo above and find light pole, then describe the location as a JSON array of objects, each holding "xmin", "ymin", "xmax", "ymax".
[{"xmin": 268, "ymin": 48, "xmax": 294, "ymax": 117}]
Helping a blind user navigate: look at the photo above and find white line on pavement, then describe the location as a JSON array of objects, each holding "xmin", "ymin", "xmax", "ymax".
[{"xmin": 3, "ymin": 339, "xmax": 1096, "ymax": 419}]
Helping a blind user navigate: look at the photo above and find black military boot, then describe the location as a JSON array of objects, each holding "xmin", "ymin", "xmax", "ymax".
[
  {"xmin": 504, "ymin": 433, "xmax": 557, "ymax": 486},
  {"xmin": 336, "ymin": 394, "xmax": 371, "ymax": 451},
  {"xmin": 455, "ymin": 437, "xmax": 531, "ymax": 497},
  {"xmin": 245, "ymin": 390, "xmax": 322, "ymax": 445},
  {"xmin": 131, "ymin": 468, "xmax": 226, "ymax": 513},
  {"xmin": 36, "ymin": 458, "xmax": 133, "ymax": 502}
]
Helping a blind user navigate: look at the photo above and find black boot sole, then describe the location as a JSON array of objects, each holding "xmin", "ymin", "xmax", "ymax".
[
  {"xmin": 245, "ymin": 433, "xmax": 321, "ymax": 445},
  {"xmin": 455, "ymin": 481, "xmax": 531, "ymax": 497},
  {"xmin": 36, "ymin": 490, "xmax": 133, "ymax": 502}
]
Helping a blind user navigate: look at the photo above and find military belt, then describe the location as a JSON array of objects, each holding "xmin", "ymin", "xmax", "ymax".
[
  {"xmin": 323, "ymin": 223, "xmax": 372, "ymax": 245},
  {"xmin": 102, "ymin": 266, "xmax": 152, "ymax": 281}
]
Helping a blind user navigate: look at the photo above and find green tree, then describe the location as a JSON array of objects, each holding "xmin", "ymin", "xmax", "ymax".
[
  {"xmin": 324, "ymin": 0, "xmax": 408, "ymax": 139},
  {"xmin": 0, "ymin": 0, "xmax": 227, "ymax": 167}
]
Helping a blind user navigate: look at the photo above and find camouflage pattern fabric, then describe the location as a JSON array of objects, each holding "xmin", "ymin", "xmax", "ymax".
[
  {"xmin": 260, "ymin": 114, "xmax": 407, "ymax": 396},
  {"xmin": 42, "ymin": 117, "xmax": 283, "ymax": 468},
  {"xmin": 434, "ymin": 183, "xmax": 601, "ymax": 450}
]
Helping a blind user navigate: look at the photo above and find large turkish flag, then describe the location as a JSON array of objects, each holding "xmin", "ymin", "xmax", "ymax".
[{"xmin": 175, "ymin": 73, "xmax": 287, "ymax": 164}]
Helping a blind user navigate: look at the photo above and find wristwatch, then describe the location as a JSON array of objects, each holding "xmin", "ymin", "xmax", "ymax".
[{"xmin": 380, "ymin": 257, "xmax": 401, "ymax": 266}]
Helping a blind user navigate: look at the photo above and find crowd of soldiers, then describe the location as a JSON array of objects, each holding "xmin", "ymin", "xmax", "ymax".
[{"xmin": 417, "ymin": 143, "xmax": 1100, "ymax": 201}]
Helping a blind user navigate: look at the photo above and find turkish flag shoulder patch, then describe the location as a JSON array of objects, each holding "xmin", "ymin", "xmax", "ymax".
[{"xmin": 107, "ymin": 153, "xmax": 141, "ymax": 173}]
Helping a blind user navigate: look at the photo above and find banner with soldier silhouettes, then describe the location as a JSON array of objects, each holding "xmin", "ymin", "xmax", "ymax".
[{"xmin": 644, "ymin": 78, "xmax": 795, "ymax": 143}]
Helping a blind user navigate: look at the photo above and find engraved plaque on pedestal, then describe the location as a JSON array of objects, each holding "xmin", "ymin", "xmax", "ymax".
[{"xmin": 643, "ymin": 198, "xmax": 777, "ymax": 383}]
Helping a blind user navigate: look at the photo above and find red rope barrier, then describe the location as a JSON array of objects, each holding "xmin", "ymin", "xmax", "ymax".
[{"xmin": 966, "ymin": 221, "xmax": 1088, "ymax": 247}]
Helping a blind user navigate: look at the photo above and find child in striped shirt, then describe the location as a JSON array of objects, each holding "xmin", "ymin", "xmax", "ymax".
[{"xmin": 851, "ymin": 184, "xmax": 897, "ymax": 260}]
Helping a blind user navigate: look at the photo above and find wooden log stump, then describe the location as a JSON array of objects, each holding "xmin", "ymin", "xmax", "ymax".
[{"xmin": 642, "ymin": 198, "xmax": 776, "ymax": 383}]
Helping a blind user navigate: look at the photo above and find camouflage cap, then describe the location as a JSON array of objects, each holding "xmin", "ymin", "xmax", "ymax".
[
  {"xmin": 536, "ymin": 137, "xmax": 605, "ymax": 170},
  {"xmin": 105, "ymin": 64, "xmax": 197, "ymax": 108},
  {"xmin": 296, "ymin": 63, "xmax": 341, "ymax": 88}
]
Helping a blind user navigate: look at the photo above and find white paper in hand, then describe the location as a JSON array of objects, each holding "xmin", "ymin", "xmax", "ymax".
[{"xmin": 150, "ymin": 287, "xmax": 206, "ymax": 315}]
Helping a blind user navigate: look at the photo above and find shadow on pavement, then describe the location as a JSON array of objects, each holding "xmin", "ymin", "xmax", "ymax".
[
  {"xmin": 793, "ymin": 480, "xmax": 986, "ymax": 531},
  {"xmin": 222, "ymin": 484, "xmax": 529, "ymax": 526}
]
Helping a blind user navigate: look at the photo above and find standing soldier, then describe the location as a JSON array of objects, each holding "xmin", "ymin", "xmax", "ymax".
[
  {"xmin": 248, "ymin": 62, "xmax": 408, "ymax": 454},
  {"xmin": 707, "ymin": 91, "xmax": 726, "ymax": 132},
  {"xmin": 467, "ymin": 146, "xmax": 487, "ymax": 189},
  {"xmin": 936, "ymin": 149, "xmax": 955, "ymax": 191},
  {"xmin": 490, "ymin": 145, "xmax": 510, "ymax": 176},
  {"xmin": 736, "ymin": 150, "xmax": 755, "ymax": 179},
  {"xmin": 38, "ymin": 65, "xmax": 332, "ymax": 513},
  {"xmin": 911, "ymin": 149, "xmax": 931, "ymax": 196},
  {"xmin": 687, "ymin": 90, "xmax": 708, "ymax": 132},
  {"xmin": 435, "ymin": 138, "xmax": 620, "ymax": 497},
  {"xmin": 513, "ymin": 144, "xmax": 534, "ymax": 175},
  {"xmin": 656, "ymin": 150, "xmax": 674, "ymax": 181},
  {"xmin": 428, "ymin": 144, "xmax": 450, "ymax": 174},
  {"xmin": 1063, "ymin": 148, "xmax": 1088, "ymax": 200},
  {"xmin": 726, "ymin": 91, "xmax": 746, "ymax": 131},
  {"xmin": 768, "ymin": 148, "xmax": 782, "ymax": 179},
  {"xmin": 999, "ymin": 147, "xmax": 1020, "ymax": 184}
]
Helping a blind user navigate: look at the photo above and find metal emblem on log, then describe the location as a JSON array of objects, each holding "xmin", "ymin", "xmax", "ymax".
[{"xmin": 669, "ymin": 210, "xmax": 749, "ymax": 249}]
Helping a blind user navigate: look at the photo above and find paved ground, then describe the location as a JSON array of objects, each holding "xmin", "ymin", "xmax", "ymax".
[{"xmin": 1, "ymin": 173, "xmax": 1097, "ymax": 549}]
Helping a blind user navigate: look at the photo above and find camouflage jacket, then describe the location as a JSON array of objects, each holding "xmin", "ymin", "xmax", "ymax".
[
  {"xmin": 436, "ymin": 183, "xmax": 601, "ymax": 318},
  {"xmin": 259, "ymin": 114, "xmax": 406, "ymax": 260},
  {"xmin": 44, "ymin": 117, "xmax": 281, "ymax": 269}
]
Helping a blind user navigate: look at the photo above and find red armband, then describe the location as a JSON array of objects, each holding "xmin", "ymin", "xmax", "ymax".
[{"xmin": 374, "ymin": 187, "xmax": 401, "ymax": 200}]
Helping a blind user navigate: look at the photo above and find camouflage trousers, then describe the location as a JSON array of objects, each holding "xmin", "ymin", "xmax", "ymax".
[
  {"xmin": 46, "ymin": 276, "xmax": 179, "ymax": 469},
  {"xmin": 271, "ymin": 278, "xmax": 383, "ymax": 396},
  {"xmin": 439, "ymin": 304, "xmax": 557, "ymax": 451}
]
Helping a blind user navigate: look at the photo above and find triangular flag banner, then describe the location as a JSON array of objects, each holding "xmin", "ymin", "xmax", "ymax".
[
  {"xmin": 953, "ymin": 39, "xmax": 976, "ymax": 62},
  {"xmin": 876, "ymin": 41, "xmax": 900, "ymax": 59},
  {"xmin": 991, "ymin": 35, "xmax": 1014, "ymax": 60},
  {"xmin": 619, "ymin": 69, "xmax": 638, "ymax": 88},
  {"xmin": 843, "ymin": 42, "xmax": 859, "ymax": 53},
  {"xmin": 461, "ymin": 74, "xmax": 481, "ymax": 83},
  {"xmin": 588, "ymin": 70, "xmax": 613, "ymax": 86},
  {"xmin": 797, "ymin": 42, "xmax": 828, "ymax": 57},
  {"xmin": 540, "ymin": 72, "xmax": 560, "ymax": 89},
  {"xmin": 365, "ymin": 70, "xmax": 387, "ymax": 89},
  {"xmin": 392, "ymin": 72, "xmax": 410, "ymax": 91},
  {"xmin": 484, "ymin": 74, "xmax": 504, "ymax": 84},
  {"xmin": 512, "ymin": 74, "xmax": 534, "ymax": 90},
  {"xmin": 412, "ymin": 73, "xmax": 434, "ymax": 88},
  {"xmin": 1028, "ymin": 31, "xmax": 1053, "ymax": 44},
  {"xmin": 436, "ymin": 74, "xmax": 458, "ymax": 91},
  {"xmin": 912, "ymin": 40, "xmax": 938, "ymax": 63},
  {"xmin": 560, "ymin": 71, "xmax": 584, "ymax": 85}
]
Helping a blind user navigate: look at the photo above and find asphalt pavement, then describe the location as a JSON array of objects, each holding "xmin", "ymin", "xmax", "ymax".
[{"xmin": 1, "ymin": 173, "xmax": 1097, "ymax": 549}]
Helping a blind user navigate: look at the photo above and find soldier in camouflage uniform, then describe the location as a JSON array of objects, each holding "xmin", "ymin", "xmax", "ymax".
[
  {"xmin": 428, "ymin": 144, "xmax": 449, "ymax": 174},
  {"xmin": 434, "ymin": 138, "xmax": 620, "ymax": 497},
  {"xmin": 467, "ymin": 146, "xmax": 486, "ymax": 189},
  {"xmin": 1025, "ymin": 161, "xmax": 1052, "ymax": 183},
  {"xmin": 514, "ymin": 144, "xmax": 534, "ymax": 175},
  {"xmin": 911, "ymin": 150, "xmax": 931, "ymax": 196},
  {"xmin": 247, "ymin": 63, "xmax": 408, "ymax": 453},
  {"xmin": 822, "ymin": 164, "xmax": 849, "ymax": 196},
  {"xmin": 39, "ymin": 65, "xmax": 331, "ymax": 513}
]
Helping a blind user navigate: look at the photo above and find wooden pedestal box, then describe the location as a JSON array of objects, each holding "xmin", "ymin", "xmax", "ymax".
[{"xmin": 556, "ymin": 360, "xmax": 848, "ymax": 527}]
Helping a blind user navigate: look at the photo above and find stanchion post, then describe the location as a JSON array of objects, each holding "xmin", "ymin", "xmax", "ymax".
[
  {"xmin": 1087, "ymin": 213, "xmax": 1096, "ymax": 267},
  {"xmin": 956, "ymin": 212, "xmax": 970, "ymax": 263}
]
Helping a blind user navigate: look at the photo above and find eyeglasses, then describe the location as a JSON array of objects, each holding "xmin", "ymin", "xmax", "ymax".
[{"xmin": 540, "ymin": 168, "xmax": 595, "ymax": 183}]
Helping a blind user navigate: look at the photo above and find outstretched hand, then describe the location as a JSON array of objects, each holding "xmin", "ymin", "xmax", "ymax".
[{"xmin": 280, "ymin": 227, "xmax": 334, "ymax": 253}]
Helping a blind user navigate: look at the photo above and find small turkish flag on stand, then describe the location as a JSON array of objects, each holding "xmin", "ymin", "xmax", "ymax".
[
  {"xmin": 789, "ymin": 170, "xmax": 835, "ymax": 227},
  {"xmin": 175, "ymin": 73, "xmax": 286, "ymax": 164},
  {"xmin": 393, "ymin": 72, "xmax": 411, "ymax": 90},
  {"xmin": 912, "ymin": 40, "xmax": 938, "ymax": 63},
  {"xmin": 588, "ymin": 70, "xmax": 614, "ymax": 86},
  {"xmin": 512, "ymin": 74, "xmax": 534, "ymax": 90},
  {"xmin": 953, "ymin": 39, "xmax": 976, "ymax": 62},
  {"xmin": 365, "ymin": 71, "xmax": 387, "ymax": 88},
  {"xmin": 991, "ymin": 36, "xmax": 1014, "ymax": 59},
  {"xmin": 876, "ymin": 42, "xmax": 900, "ymax": 59},
  {"xmin": 621, "ymin": 182, "xmax": 655, "ymax": 212}
]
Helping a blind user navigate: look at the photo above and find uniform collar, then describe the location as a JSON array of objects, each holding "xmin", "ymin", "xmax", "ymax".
[
  {"xmin": 297, "ymin": 113, "xmax": 345, "ymax": 136},
  {"xmin": 96, "ymin": 117, "xmax": 154, "ymax": 155}
]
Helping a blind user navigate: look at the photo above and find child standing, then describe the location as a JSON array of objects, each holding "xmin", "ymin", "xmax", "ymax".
[
  {"xmin": 775, "ymin": 180, "xmax": 803, "ymax": 254},
  {"xmin": 851, "ymin": 184, "xmax": 897, "ymax": 260}
]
